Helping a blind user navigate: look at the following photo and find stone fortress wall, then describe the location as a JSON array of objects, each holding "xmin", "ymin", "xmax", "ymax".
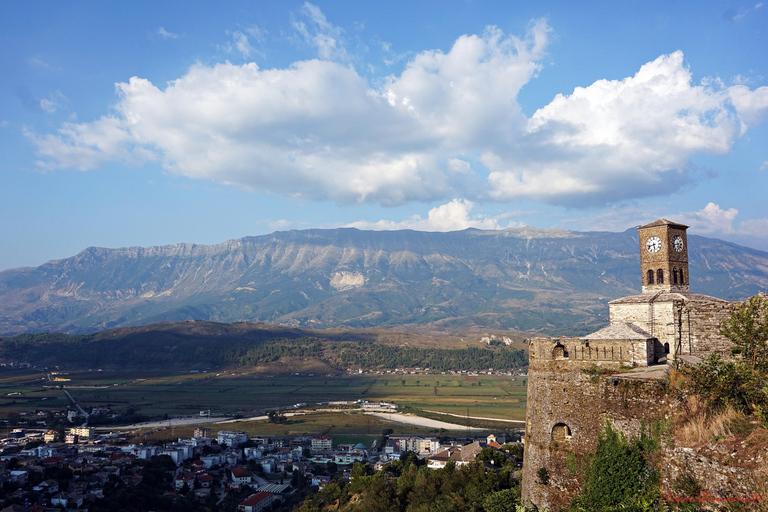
[
  {"xmin": 522, "ymin": 360, "xmax": 670, "ymax": 510},
  {"xmin": 521, "ymin": 219, "xmax": 746, "ymax": 511}
]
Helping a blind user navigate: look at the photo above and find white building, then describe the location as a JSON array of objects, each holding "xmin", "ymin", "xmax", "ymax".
[{"xmin": 218, "ymin": 430, "xmax": 249, "ymax": 447}]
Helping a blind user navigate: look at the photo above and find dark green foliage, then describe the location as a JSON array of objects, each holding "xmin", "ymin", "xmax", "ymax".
[
  {"xmin": 88, "ymin": 455, "xmax": 205, "ymax": 512},
  {"xmin": 483, "ymin": 488, "xmax": 521, "ymax": 512},
  {"xmin": 536, "ymin": 467, "xmax": 549, "ymax": 486},
  {"xmin": 0, "ymin": 329, "xmax": 525, "ymax": 372},
  {"xmin": 720, "ymin": 294, "xmax": 768, "ymax": 372},
  {"xmin": 298, "ymin": 458, "xmax": 520, "ymax": 512},
  {"xmin": 499, "ymin": 443, "xmax": 524, "ymax": 463},
  {"xmin": 336, "ymin": 344, "xmax": 526, "ymax": 372},
  {"xmin": 570, "ymin": 422, "xmax": 659, "ymax": 512},
  {"xmin": 682, "ymin": 354, "xmax": 767, "ymax": 414},
  {"xmin": 267, "ymin": 410, "xmax": 288, "ymax": 424},
  {"xmin": 477, "ymin": 447, "xmax": 511, "ymax": 468},
  {"xmin": 682, "ymin": 295, "xmax": 768, "ymax": 426}
]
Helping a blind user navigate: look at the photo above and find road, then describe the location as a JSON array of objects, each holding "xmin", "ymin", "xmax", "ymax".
[{"xmin": 63, "ymin": 389, "xmax": 89, "ymax": 422}]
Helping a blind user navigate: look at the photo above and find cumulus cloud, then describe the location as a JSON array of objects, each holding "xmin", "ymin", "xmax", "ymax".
[
  {"xmin": 680, "ymin": 202, "xmax": 740, "ymax": 235},
  {"xmin": 348, "ymin": 199, "xmax": 516, "ymax": 232},
  {"xmin": 29, "ymin": 18, "xmax": 547, "ymax": 205},
  {"xmin": 487, "ymin": 51, "xmax": 766, "ymax": 205},
  {"xmin": 728, "ymin": 84, "xmax": 768, "ymax": 127},
  {"xmin": 26, "ymin": 8, "xmax": 768, "ymax": 209},
  {"xmin": 677, "ymin": 202, "xmax": 768, "ymax": 250}
]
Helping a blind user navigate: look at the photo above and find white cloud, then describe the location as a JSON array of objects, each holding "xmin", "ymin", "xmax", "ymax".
[
  {"xmin": 29, "ymin": 57, "xmax": 56, "ymax": 70},
  {"xmin": 487, "ymin": 51, "xmax": 762, "ymax": 205},
  {"xmin": 292, "ymin": 2, "xmax": 349, "ymax": 61},
  {"xmin": 29, "ymin": 19, "xmax": 547, "ymax": 205},
  {"xmin": 269, "ymin": 219, "xmax": 296, "ymax": 231},
  {"xmin": 39, "ymin": 91, "xmax": 67, "ymax": 113},
  {"xmin": 728, "ymin": 84, "xmax": 768, "ymax": 127},
  {"xmin": 156, "ymin": 27, "xmax": 178, "ymax": 40},
  {"xmin": 348, "ymin": 199, "xmax": 517, "ymax": 232},
  {"xmin": 232, "ymin": 31, "xmax": 253, "ymax": 58},
  {"xmin": 220, "ymin": 26, "xmax": 265, "ymax": 59},
  {"xmin": 27, "ymin": 9, "xmax": 768, "ymax": 209},
  {"xmin": 677, "ymin": 202, "xmax": 768, "ymax": 251},
  {"xmin": 26, "ymin": 116, "xmax": 152, "ymax": 171},
  {"xmin": 679, "ymin": 202, "xmax": 739, "ymax": 235}
]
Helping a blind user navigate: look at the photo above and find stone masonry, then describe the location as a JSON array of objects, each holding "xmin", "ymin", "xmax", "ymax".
[{"xmin": 521, "ymin": 219, "xmax": 743, "ymax": 510}]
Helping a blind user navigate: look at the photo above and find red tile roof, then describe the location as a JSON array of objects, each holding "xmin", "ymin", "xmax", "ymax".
[
  {"xmin": 240, "ymin": 491, "xmax": 272, "ymax": 506},
  {"xmin": 231, "ymin": 466, "xmax": 251, "ymax": 478}
]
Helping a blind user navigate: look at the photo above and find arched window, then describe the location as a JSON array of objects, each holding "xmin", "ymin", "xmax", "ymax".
[
  {"xmin": 679, "ymin": 269, "xmax": 684, "ymax": 284},
  {"xmin": 551, "ymin": 423, "xmax": 572, "ymax": 442},
  {"xmin": 552, "ymin": 343, "xmax": 565, "ymax": 359},
  {"xmin": 647, "ymin": 269, "xmax": 654, "ymax": 284},
  {"xmin": 664, "ymin": 342, "xmax": 670, "ymax": 354},
  {"xmin": 657, "ymin": 269, "xmax": 664, "ymax": 284},
  {"xmin": 673, "ymin": 268, "xmax": 679, "ymax": 284}
]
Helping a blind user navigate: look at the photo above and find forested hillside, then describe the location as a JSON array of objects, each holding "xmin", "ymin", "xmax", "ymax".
[{"xmin": 0, "ymin": 321, "xmax": 525, "ymax": 372}]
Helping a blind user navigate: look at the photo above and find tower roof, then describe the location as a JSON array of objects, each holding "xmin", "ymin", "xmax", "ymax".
[{"xmin": 636, "ymin": 218, "xmax": 689, "ymax": 230}]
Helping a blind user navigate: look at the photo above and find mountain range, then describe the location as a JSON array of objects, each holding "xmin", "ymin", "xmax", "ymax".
[{"xmin": 1, "ymin": 227, "xmax": 767, "ymax": 336}]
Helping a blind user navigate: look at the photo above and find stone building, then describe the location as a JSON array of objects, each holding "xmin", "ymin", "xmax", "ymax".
[{"xmin": 521, "ymin": 219, "xmax": 740, "ymax": 511}]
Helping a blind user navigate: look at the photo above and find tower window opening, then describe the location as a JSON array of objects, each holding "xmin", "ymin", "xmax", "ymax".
[
  {"xmin": 664, "ymin": 342, "xmax": 670, "ymax": 354},
  {"xmin": 657, "ymin": 269, "xmax": 664, "ymax": 284},
  {"xmin": 647, "ymin": 269, "xmax": 654, "ymax": 285},
  {"xmin": 679, "ymin": 269, "xmax": 684, "ymax": 284},
  {"xmin": 552, "ymin": 343, "xmax": 565, "ymax": 359},
  {"xmin": 673, "ymin": 268, "xmax": 679, "ymax": 284}
]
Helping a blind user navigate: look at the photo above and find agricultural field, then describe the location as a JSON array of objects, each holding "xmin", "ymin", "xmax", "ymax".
[
  {"xmin": 0, "ymin": 368, "xmax": 527, "ymax": 433},
  {"xmin": 136, "ymin": 411, "xmax": 434, "ymax": 444}
]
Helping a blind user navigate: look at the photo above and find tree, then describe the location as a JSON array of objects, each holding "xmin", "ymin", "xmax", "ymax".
[
  {"xmin": 483, "ymin": 488, "xmax": 521, "ymax": 512},
  {"xmin": 268, "ymin": 410, "xmax": 287, "ymax": 424},
  {"xmin": 721, "ymin": 294, "xmax": 768, "ymax": 372}
]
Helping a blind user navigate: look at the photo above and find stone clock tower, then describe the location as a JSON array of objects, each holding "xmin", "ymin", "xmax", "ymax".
[{"xmin": 637, "ymin": 218, "xmax": 689, "ymax": 294}]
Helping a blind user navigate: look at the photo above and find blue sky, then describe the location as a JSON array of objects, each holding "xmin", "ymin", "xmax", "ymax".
[{"xmin": 2, "ymin": 1, "xmax": 767, "ymax": 271}]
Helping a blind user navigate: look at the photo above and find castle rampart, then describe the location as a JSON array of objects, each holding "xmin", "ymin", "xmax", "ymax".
[
  {"xmin": 522, "ymin": 364, "xmax": 669, "ymax": 510},
  {"xmin": 521, "ymin": 219, "xmax": 744, "ymax": 510}
]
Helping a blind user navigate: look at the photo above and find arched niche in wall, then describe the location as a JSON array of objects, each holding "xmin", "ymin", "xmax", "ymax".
[
  {"xmin": 551, "ymin": 423, "xmax": 572, "ymax": 442},
  {"xmin": 552, "ymin": 343, "xmax": 568, "ymax": 359}
]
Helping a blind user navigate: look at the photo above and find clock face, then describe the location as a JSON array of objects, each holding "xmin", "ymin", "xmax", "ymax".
[
  {"xmin": 646, "ymin": 236, "xmax": 662, "ymax": 253},
  {"xmin": 673, "ymin": 235, "xmax": 684, "ymax": 252}
]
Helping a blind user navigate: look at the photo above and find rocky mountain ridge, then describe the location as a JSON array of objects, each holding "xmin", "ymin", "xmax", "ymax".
[{"xmin": 1, "ymin": 227, "xmax": 767, "ymax": 335}]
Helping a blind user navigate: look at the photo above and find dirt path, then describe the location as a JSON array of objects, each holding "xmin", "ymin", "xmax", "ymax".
[{"xmin": 364, "ymin": 412, "xmax": 485, "ymax": 431}]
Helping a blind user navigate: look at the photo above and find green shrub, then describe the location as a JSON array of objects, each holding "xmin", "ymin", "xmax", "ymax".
[
  {"xmin": 536, "ymin": 467, "xmax": 549, "ymax": 486},
  {"xmin": 570, "ymin": 422, "xmax": 659, "ymax": 511}
]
